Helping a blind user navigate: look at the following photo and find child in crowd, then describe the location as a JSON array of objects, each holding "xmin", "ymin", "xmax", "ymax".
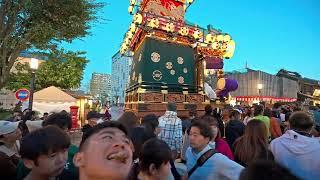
[{"xmin": 20, "ymin": 126, "xmax": 70, "ymax": 180}]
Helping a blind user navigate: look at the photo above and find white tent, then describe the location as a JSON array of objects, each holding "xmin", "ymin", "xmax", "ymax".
[{"xmin": 22, "ymin": 86, "xmax": 77, "ymax": 114}]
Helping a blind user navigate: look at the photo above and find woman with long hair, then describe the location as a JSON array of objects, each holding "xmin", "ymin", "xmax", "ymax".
[{"xmin": 233, "ymin": 120, "xmax": 274, "ymax": 167}]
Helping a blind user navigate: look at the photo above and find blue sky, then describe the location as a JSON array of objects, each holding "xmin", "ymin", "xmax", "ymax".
[{"xmin": 62, "ymin": 0, "xmax": 320, "ymax": 88}]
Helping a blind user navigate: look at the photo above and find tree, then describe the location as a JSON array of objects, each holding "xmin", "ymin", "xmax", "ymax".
[
  {"xmin": 0, "ymin": 0, "xmax": 102, "ymax": 89},
  {"xmin": 6, "ymin": 49, "xmax": 88, "ymax": 91}
]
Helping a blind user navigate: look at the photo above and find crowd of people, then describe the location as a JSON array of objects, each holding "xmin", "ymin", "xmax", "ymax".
[{"xmin": 0, "ymin": 102, "xmax": 319, "ymax": 180}]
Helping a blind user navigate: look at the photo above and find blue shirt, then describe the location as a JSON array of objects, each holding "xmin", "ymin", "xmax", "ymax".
[{"xmin": 185, "ymin": 144, "xmax": 243, "ymax": 180}]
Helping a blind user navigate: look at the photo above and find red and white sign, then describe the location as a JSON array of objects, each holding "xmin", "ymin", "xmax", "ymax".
[
  {"xmin": 235, "ymin": 96, "xmax": 297, "ymax": 103},
  {"xmin": 15, "ymin": 89, "xmax": 30, "ymax": 101}
]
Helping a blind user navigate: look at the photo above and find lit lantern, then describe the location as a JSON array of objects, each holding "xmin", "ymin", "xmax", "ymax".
[
  {"xmin": 120, "ymin": 48, "xmax": 124, "ymax": 54},
  {"xmin": 205, "ymin": 34, "xmax": 214, "ymax": 44},
  {"xmin": 179, "ymin": 27, "xmax": 189, "ymax": 36},
  {"xmin": 128, "ymin": 6, "xmax": 134, "ymax": 14},
  {"xmin": 212, "ymin": 41, "xmax": 219, "ymax": 50},
  {"xmin": 130, "ymin": 23, "xmax": 136, "ymax": 32},
  {"xmin": 224, "ymin": 40, "xmax": 236, "ymax": 59},
  {"xmin": 223, "ymin": 34, "xmax": 231, "ymax": 42},
  {"xmin": 147, "ymin": 18, "xmax": 159, "ymax": 28},
  {"xmin": 216, "ymin": 34, "xmax": 224, "ymax": 42},
  {"xmin": 222, "ymin": 42, "xmax": 228, "ymax": 50},
  {"xmin": 127, "ymin": 31, "xmax": 133, "ymax": 40},
  {"xmin": 130, "ymin": 0, "xmax": 136, "ymax": 6},
  {"xmin": 133, "ymin": 13, "xmax": 143, "ymax": 25},
  {"xmin": 124, "ymin": 38, "xmax": 130, "ymax": 46}
]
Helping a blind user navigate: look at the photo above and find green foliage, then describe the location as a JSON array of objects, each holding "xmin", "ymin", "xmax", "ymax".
[
  {"xmin": 0, "ymin": 0, "xmax": 103, "ymax": 89},
  {"xmin": 6, "ymin": 49, "xmax": 88, "ymax": 91}
]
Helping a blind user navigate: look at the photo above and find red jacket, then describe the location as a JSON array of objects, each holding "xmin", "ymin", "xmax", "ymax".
[{"xmin": 215, "ymin": 138, "xmax": 234, "ymax": 160}]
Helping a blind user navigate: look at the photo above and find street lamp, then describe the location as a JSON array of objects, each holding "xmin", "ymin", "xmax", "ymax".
[
  {"xmin": 28, "ymin": 58, "xmax": 39, "ymax": 111},
  {"xmin": 257, "ymin": 83, "xmax": 263, "ymax": 101}
]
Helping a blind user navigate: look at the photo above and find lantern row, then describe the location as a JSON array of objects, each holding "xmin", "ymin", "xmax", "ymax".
[{"xmin": 120, "ymin": 13, "xmax": 236, "ymax": 60}]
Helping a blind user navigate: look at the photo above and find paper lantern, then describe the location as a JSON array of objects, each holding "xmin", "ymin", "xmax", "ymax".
[
  {"xmin": 224, "ymin": 40, "xmax": 236, "ymax": 59},
  {"xmin": 128, "ymin": 6, "xmax": 134, "ymax": 14},
  {"xmin": 130, "ymin": 23, "xmax": 136, "ymax": 32},
  {"xmin": 130, "ymin": 0, "xmax": 136, "ymax": 6},
  {"xmin": 216, "ymin": 34, "xmax": 224, "ymax": 42},
  {"xmin": 223, "ymin": 34, "xmax": 231, "ymax": 42},
  {"xmin": 212, "ymin": 41, "xmax": 219, "ymax": 50},
  {"xmin": 133, "ymin": 13, "xmax": 143, "ymax": 25},
  {"xmin": 205, "ymin": 34, "xmax": 214, "ymax": 44}
]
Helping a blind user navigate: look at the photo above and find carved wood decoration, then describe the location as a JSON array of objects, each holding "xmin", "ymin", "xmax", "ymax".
[
  {"xmin": 141, "ymin": 93, "xmax": 163, "ymax": 102},
  {"xmin": 186, "ymin": 94, "xmax": 204, "ymax": 103},
  {"xmin": 165, "ymin": 93, "xmax": 185, "ymax": 102}
]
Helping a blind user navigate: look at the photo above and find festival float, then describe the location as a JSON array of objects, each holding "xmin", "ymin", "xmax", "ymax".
[{"xmin": 121, "ymin": 0, "xmax": 238, "ymax": 117}]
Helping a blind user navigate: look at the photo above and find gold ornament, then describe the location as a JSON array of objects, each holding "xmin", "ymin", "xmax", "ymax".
[
  {"xmin": 179, "ymin": 27, "xmax": 189, "ymax": 36},
  {"xmin": 183, "ymin": 68, "xmax": 188, "ymax": 73},
  {"xmin": 166, "ymin": 62, "xmax": 173, "ymax": 69},
  {"xmin": 152, "ymin": 70, "xmax": 162, "ymax": 81},
  {"xmin": 193, "ymin": 29, "xmax": 203, "ymax": 40},
  {"xmin": 177, "ymin": 57, "xmax": 184, "ymax": 64},
  {"xmin": 151, "ymin": 52, "xmax": 160, "ymax": 62},
  {"xmin": 164, "ymin": 22, "xmax": 175, "ymax": 33},
  {"xmin": 148, "ymin": 18, "xmax": 160, "ymax": 28},
  {"xmin": 178, "ymin": 76, "xmax": 184, "ymax": 84}
]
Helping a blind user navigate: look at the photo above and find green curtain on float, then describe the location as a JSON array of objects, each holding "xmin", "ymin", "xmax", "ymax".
[{"xmin": 130, "ymin": 37, "xmax": 195, "ymax": 87}]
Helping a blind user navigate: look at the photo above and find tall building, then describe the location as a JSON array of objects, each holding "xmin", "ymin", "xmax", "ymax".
[
  {"xmin": 90, "ymin": 73, "xmax": 111, "ymax": 100},
  {"xmin": 111, "ymin": 51, "xmax": 132, "ymax": 105}
]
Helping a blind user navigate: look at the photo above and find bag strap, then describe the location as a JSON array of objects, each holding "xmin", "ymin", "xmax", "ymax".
[{"xmin": 188, "ymin": 149, "xmax": 216, "ymax": 177}]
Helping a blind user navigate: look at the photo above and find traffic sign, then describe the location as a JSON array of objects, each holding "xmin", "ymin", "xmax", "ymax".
[{"xmin": 15, "ymin": 89, "xmax": 30, "ymax": 101}]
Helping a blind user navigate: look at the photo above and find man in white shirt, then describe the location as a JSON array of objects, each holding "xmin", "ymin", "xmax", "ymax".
[{"xmin": 270, "ymin": 111, "xmax": 320, "ymax": 180}]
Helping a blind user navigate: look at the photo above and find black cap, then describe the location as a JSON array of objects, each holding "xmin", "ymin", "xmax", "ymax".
[{"xmin": 87, "ymin": 111, "xmax": 101, "ymax": 120}]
